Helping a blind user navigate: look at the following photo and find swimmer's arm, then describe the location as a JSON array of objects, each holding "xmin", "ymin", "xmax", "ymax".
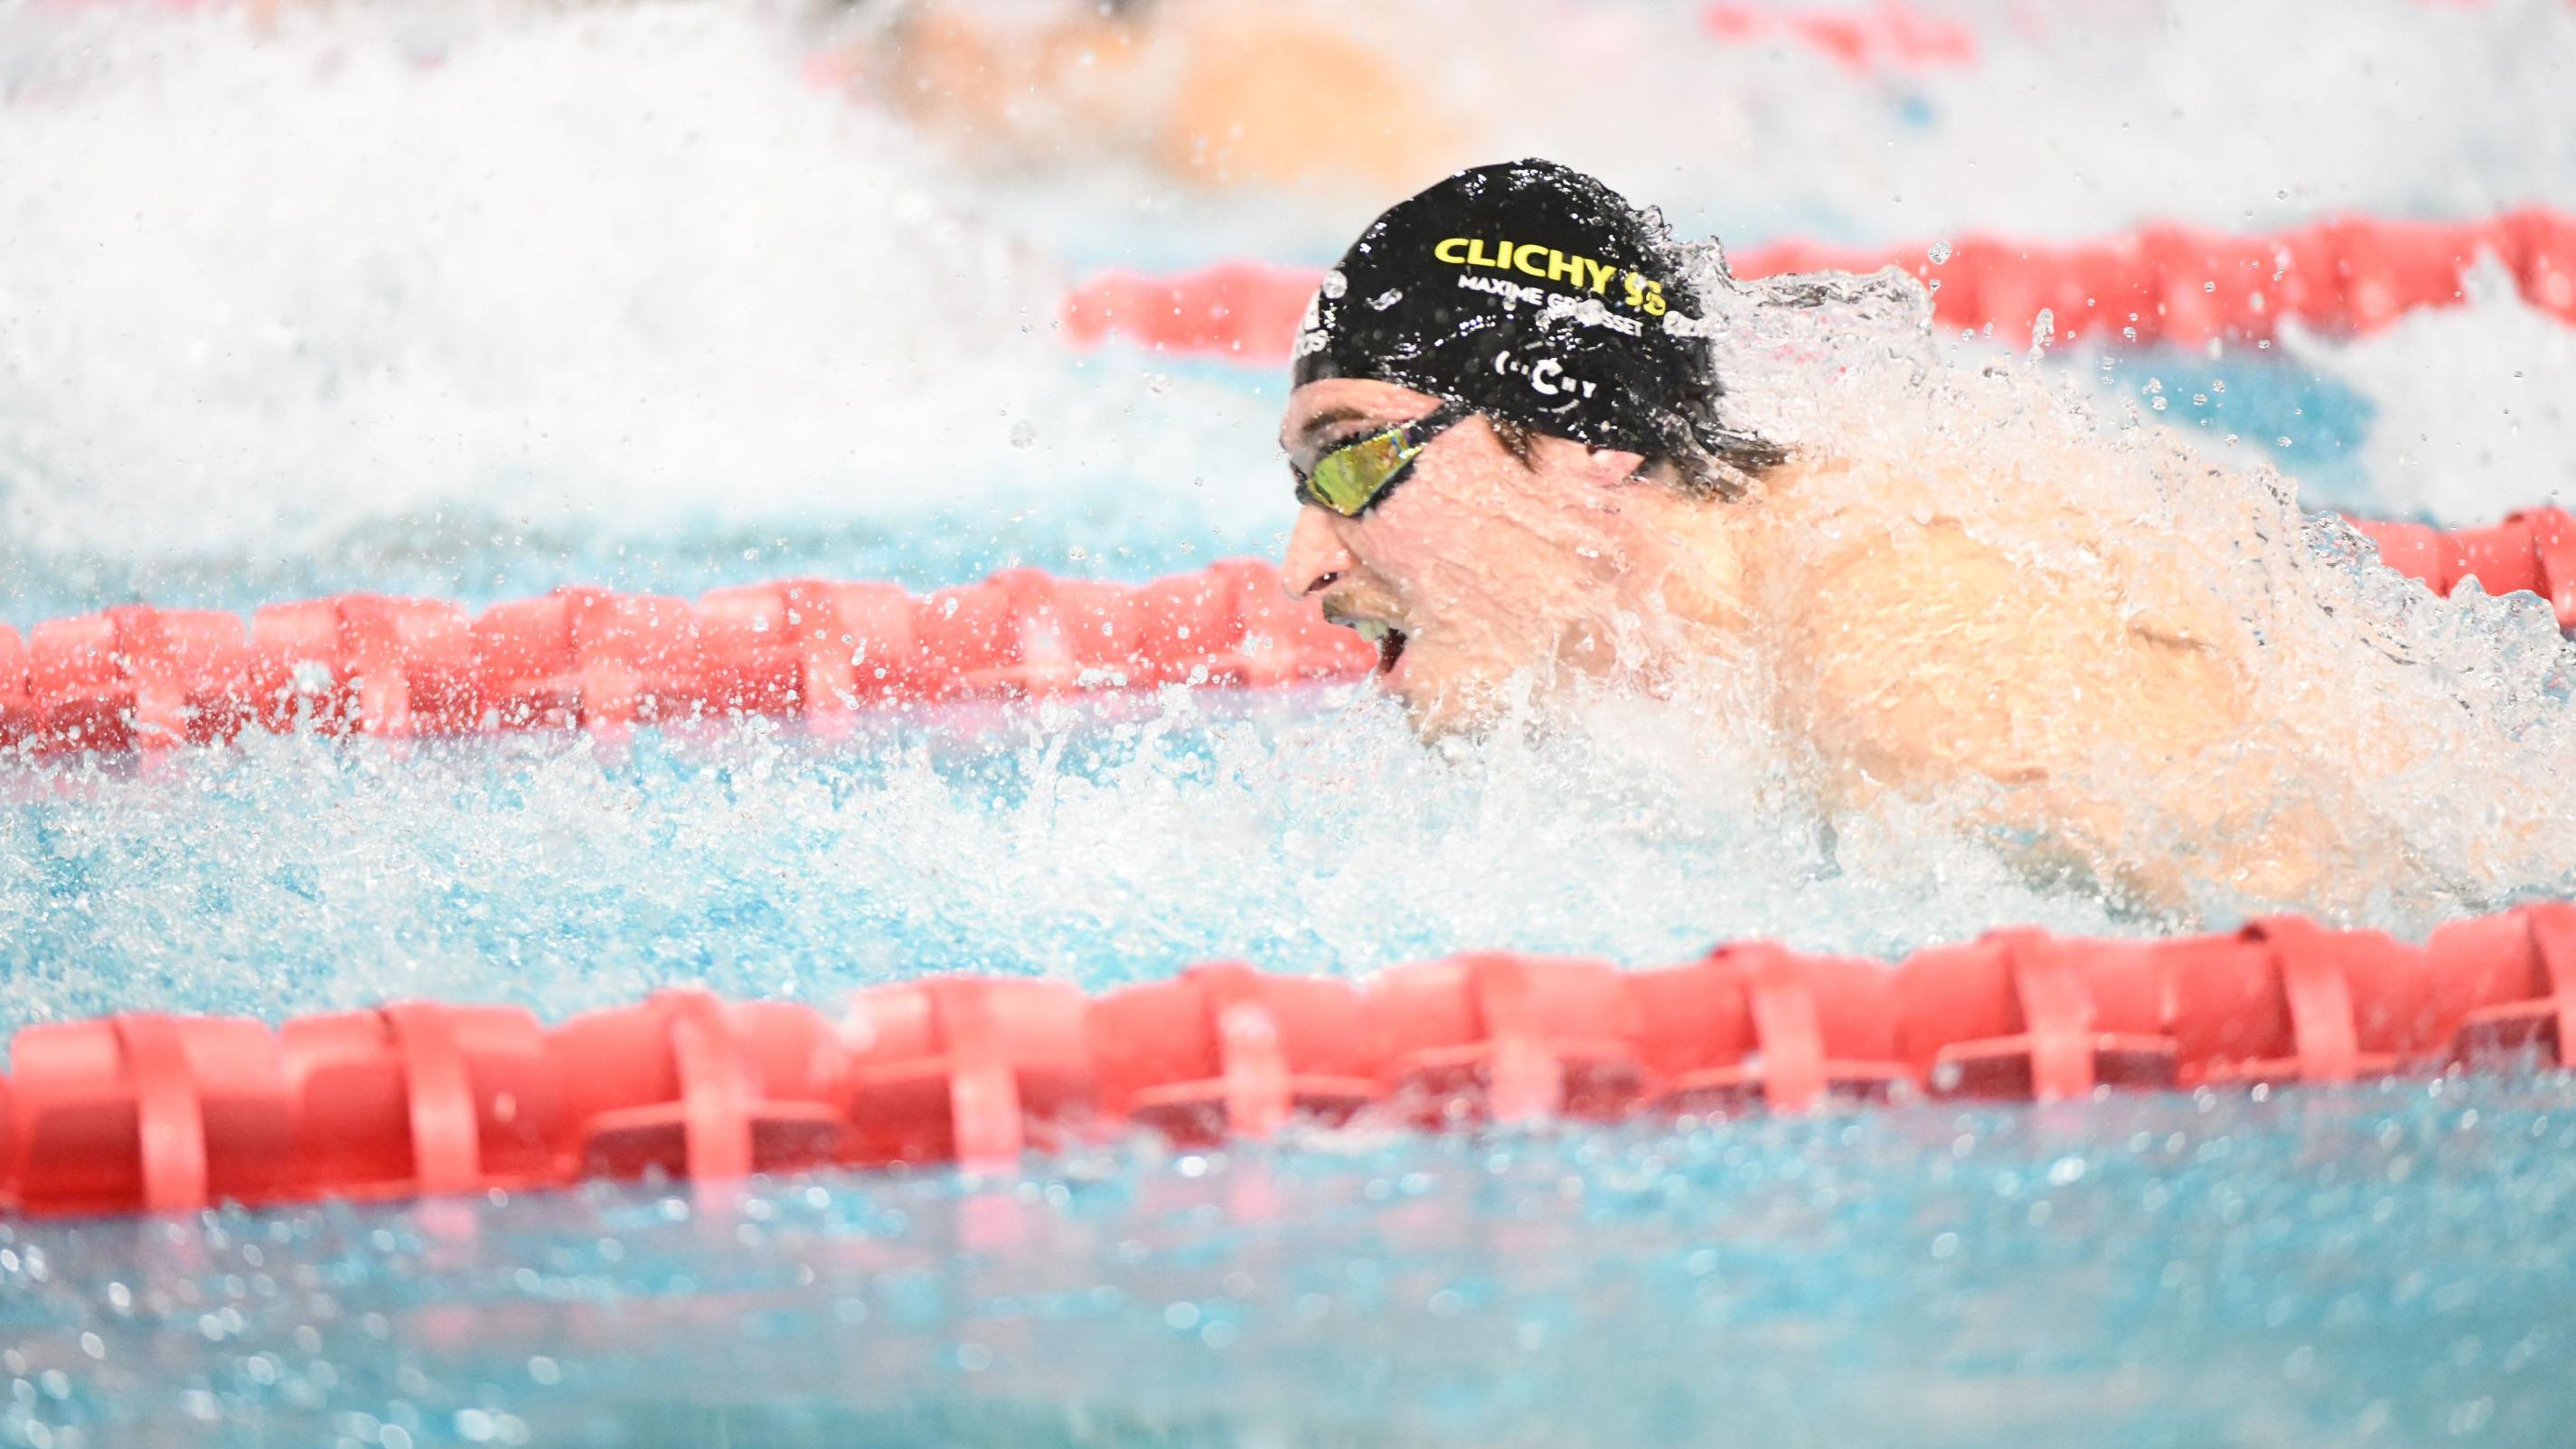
[{"xmin": 1777, "ymin": 516, "xmax": 2335, "ymax": 909}]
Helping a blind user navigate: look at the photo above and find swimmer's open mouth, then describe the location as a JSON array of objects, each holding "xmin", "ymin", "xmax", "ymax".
[
  {"xmin": 1340, "ymin": 616, "xmax": 1410, "ymax": 675},
  {"xmin": 1377, "ymin": 626, "xmax": 1408, "ymax": 674}
]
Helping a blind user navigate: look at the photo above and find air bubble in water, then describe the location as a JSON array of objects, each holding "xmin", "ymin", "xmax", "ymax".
[
  {"xmin": 1927, "ymin": 241, "xmax": 1953, "ymax": 266},
  {"xmin": 1010, "ymin": 419, "xmax": 1038, "ymax": 448}
]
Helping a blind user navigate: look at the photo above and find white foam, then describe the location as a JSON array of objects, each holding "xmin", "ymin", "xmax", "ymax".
[
  {"xmin": 3, "ymin": 0, "xmax": 2575, "ymax": 980},
  {"xmin": 0, "ymin": 691, "xmax": 2134, "ymax": 1035},
  {"xmin": 1690, "ymin": 252, "xmax": 2576, "ymax": 921},
  {"xmin": 0, "ymin": 1, "xmax": 1275, "ymax": 569},
  {"xmin": 937, "ymin": 0, "xmax": 2576, "ymax": 256},
  {"xmin": 1328, "ymin": 0, "xmax": 2576, "ymax": 245},
  {"xmin": 5, "ymin": 0, "xmax": 2573, "ymax": 580},
  {"xmin": 2282, "ymin": 257, "xmax": 2576, "ymax": 525}
]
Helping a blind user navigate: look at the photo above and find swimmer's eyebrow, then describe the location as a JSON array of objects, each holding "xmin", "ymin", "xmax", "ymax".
[{"xmin": 1282, "ymin": 405, "xmax": 1376, "ymax": 456}]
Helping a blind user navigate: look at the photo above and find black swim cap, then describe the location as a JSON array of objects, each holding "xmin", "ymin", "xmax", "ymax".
[{"xmin": 1292, "ymin": 158, "xmax": 1722, "ymax": 464}]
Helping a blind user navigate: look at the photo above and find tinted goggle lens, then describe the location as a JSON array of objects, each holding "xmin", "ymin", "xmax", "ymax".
[
  {"xmin": 1304, "ymin": 431, "xmax": 1420, "ymax": 516},
  {"xmin": 1295, "ymin": 404, "xmax": 1467, "ymax": 518}
]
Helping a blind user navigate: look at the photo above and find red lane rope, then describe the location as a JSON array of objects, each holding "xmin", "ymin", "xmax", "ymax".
[
  {"xmin": 1700, "ymin": 2, "xmax": 1977, "ymax": 74},
  {"xmin": 5, "ymin": 903, "xmax": 2573, "ymax": 1218},
  {"xmin": 0, "ymin": 563, "xmax": 1376, "ymax": 755},
  {"xmin": 1, "ymin": 513, "xmax": 2571, "ymax": 1214},
  {"xmin": 0, "ymin": 507, "xmax": 2564, "ymax": 757},
  {"xmin": 2342, "ymin": 509, "xmax": 2576, "ymax": 624},
  {"xmin": 1061, "ymin": 208, "xmax": 2576, "ymax": 360}
]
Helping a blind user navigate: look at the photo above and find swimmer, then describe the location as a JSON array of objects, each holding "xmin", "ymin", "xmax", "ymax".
[
  {"xmin": 1278, "ymin": 159, "xmax": 2411, "ymax": 914},
  {"xmin": 823, "ymin": 0, "xmax": 1457, "ymax": 191}
]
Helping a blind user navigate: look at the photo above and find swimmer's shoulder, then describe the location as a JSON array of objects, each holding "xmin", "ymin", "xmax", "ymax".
[{"xmin": 1744, "ymin": 447, "xmax": 1947, "ymax": 526}]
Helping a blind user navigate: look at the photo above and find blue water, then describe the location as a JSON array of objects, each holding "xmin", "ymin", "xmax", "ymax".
[
  {"xmin": 5, "ymin": 1077, "xmax": 2571, "ymax": 1448},
  {"xmin": 2090, "ymin": 350, "xmax": 2379, "ymax": 504},
  {"xmin": 0, "ymin": 695, "xmax": 2133, "ymax": 1044},
  {"xmin": 8, "ymin": 0, "xmax": 2576, "ymax": 1444},
  {"xmin": 5, "ymin": 698, "xmax": 2573, "ymax": 1448},
  {"xmin": 0, "ymin": 362, "xmax": 2385, "ymax": 650},
  {"xmin": 0, "ymin": 355, "xmax": 2390, "ymax": 631},
  {"xmin": 0, "ymin": 353, "xmax": 1229, "ymax": 632}
]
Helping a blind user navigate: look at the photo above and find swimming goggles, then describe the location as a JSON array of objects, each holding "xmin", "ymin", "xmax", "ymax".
[{"xmin": 1293, "ymin": 401, "xmax": 1471, "ymax": 518}]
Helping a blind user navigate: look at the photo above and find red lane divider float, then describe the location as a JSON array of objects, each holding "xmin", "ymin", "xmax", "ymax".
[
  {"xmin": 1700, "ymin": 1, "xmax": 1977, "ymax": 74},
  {"xmin": 1062, "ymin": 208, "xmax": 2576, "ymax": 361},
  {"xmin": 6, "ymin": 902, "xmax": 2576, "ymax": 1218},
  {"xmin": 0, "ymin": 560, "xmax": 1376, "ymax": 757},
  {"xmin": 2344, "ymin": 508, "xmax": 2576, "ymax": 625},
  {"xmin": 0, "ymin": 507, "xmax": 2564, "ymax": 759}
]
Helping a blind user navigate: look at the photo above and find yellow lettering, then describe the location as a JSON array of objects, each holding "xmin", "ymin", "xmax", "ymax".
[
  {"xmin": 1622, "ymin": 271, "xmax": 1648, "ymax": 309},
  {"xmin": 1546, "ymin": 249, "xmax": 1586, "ymax": 285},
  {"xmin": 1465, "ymin": 239, "xmax": 1496, "ymax": 268},
  {"xmin": 1434, "ymin": 238, "xmax": 1470, "ymax": 265},
  {"xmin": 1513, "ymin": 242, "xmax": 1552, "ymax": 278},
  {"xmin": 1582, "ymin": 258, "xmax": 1616, "ymax": 294},
  {"xmin": 1642, "ymin": 282, "xmax": 1668, "ymax": 317}
]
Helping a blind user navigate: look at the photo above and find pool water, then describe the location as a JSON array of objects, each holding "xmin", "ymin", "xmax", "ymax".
[
  {"xmin": 0, "ymin": 693, "xmax": 2166, "ymax": 1043},
  {"xmin": 7, "ymin": 0, "xmax": 2576, "ymax": 1444},
  {"xmin": 7, "ymin": 1078, "xmax": 2573, "ymax": 1448}
]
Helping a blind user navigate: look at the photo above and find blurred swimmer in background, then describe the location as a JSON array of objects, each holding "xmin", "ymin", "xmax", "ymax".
[
  {"xmin": 815, "ymin": 0, "xmax": 1460, "ymax": 191},
  {"xmin": 1277, "ymin": 159, "xmax": 2510, "ymax": 916}
]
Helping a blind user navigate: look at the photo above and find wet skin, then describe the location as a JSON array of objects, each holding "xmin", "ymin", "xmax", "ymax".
[
  {"xmin": 1276, "ymin": 377, "xmax": 2398, "ymax": 912},
  {"xmin": 864, "ymin": 2, "xmax": 1456, "ymax": 190},
  {"xmin": 1280, "ymin": 377, "xmax": 1749, "ymax": 739}
]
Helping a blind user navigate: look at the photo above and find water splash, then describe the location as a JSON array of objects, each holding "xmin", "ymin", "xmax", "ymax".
[
  {"xmin": 0, "ymin": 0, "xmax": 2571, "ymax": 993},
  {"xmin": 0, "ymin": 684, "xmax": 2133, "ymax": 1046},
  {"xmin": 0, "ymin": 0, "xmax": 1280, "ymax": 607},
  {"xmin": 1672, "ymin": 246, "xmax": 2576, "ymax": 919},
  {"xmin": 5, "ymin": 1079, "xmax": 2573, "ymax": 1448},
  {"xmin": 2284, "ymin": 255, "xmax": 2576, "ymax": 526},
  {"xmin": 4, "ymin": 6, "xmax": 2575, "ymax": 1447}
]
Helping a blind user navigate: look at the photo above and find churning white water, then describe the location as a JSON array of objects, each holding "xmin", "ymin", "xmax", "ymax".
[{"xmin": 2, "ymin": 0, "xmax": 2575, "ymax": 1036}]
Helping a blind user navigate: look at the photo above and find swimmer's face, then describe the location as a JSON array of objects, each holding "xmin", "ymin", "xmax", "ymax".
[{"xmin": 1279, "ymin": 378, "xmax": 1697, "ymax": 737}]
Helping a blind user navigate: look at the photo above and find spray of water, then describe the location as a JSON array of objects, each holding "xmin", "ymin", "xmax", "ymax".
[
  {"xmin": 9, "ymin": 11, "xmax": 2576, "ymax": 1445},
  {"xmin": 1685, "ymin": 246, "xmax": 2576, "ymax": 922},
  {"xmin": 5, "ymin": 1, "xmax": 2576, "ymax": 1038},
  {"xmin": 0, "ymin": 680, "xmax": 2139, "ymax": 1043},
  {"xmin": 3, "ymin": 0, "xmax": 2570, "ymax": 600},
  {"xmin": 2284, "ymin": 256, "xmax": 2576, "ymax": 525},
  {"xmin": 0, "ymin": 0, "xmax": 1280, "ymax": 608}
]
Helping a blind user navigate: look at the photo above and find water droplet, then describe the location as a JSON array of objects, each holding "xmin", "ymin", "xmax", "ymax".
[
  {"xmin": 1009, "ymin": 419, "xmax": 1037, "ymax": 448},
  {"xmin": 1927, "ymin": 240, "xmax": 1952, "ymax": 265}
]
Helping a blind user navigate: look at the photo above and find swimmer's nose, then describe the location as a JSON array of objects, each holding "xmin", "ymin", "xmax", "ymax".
[{"xmin": 1283, "ymin": 506, "xmax": 1357, "ymax": 599}]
